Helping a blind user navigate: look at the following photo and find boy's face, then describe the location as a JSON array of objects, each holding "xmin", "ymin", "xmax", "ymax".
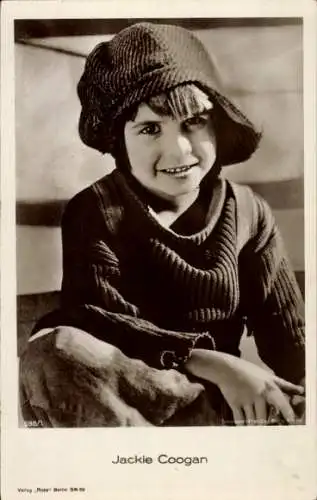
[{"xmin": 123, "ymin": 102, "xmax": 217, "ymax": 203}]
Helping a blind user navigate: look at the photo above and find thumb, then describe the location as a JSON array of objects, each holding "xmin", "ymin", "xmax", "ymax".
[{"xmin": 273, "ymin": 376, "xmax": 305, "ymax": 395}]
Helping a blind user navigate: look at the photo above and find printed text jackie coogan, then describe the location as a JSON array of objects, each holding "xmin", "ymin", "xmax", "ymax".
[{"xmin": 112, "ymin": 454, "xmax": 208, "ymax": 466}]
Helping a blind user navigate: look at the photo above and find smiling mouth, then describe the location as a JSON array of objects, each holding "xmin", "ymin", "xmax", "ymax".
[{"xmin": 159, "ymin": 164, "xmax": 198, "ymax": 175}]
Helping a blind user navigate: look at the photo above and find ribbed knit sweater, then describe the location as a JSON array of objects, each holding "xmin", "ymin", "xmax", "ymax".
[{"xmin": 35, "ymin": 169, "xmax": 305, "ymax": 384}]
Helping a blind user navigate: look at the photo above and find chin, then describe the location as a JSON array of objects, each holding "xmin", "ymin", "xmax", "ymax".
[
  {"xmin": 168, "ymin": 185, "xmax": 200, "ymax": 199},
  {"xmin": 175, "ymin": 177, "xmax": 202, "ymax": 194}
]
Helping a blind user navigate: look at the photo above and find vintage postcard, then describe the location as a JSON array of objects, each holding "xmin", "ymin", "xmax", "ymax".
[{"xmin": 1, "ymin": 0, "xmax": 316, "ymax": 499}]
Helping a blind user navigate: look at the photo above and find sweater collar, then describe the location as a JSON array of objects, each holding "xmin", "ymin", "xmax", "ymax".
[{"xmin": 112, "ymin": 168, "xmax": 227, "ymax": 245}]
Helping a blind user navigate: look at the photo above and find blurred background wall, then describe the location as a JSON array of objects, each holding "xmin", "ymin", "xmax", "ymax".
[{"xmin": 15, "ymin": 18, "xmax": 304, "ymax": 355}]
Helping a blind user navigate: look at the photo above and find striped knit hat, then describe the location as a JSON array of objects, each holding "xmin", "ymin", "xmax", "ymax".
[{"xmin": 77, "ymin": 22, "xmax": 260, "ymax": 164}]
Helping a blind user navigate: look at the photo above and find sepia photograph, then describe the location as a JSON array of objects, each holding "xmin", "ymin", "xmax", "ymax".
[
  {"xmin": 16, "ymin": 16, "xmax": 306, "ymax": 428},
  {"xmin": 1, "ymin": 1, "xmax": 316, "ymax": 499}
]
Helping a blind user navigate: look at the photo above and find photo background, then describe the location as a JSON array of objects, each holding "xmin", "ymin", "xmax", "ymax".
[{"xmin": 15, "ymin": 18, "xmax": 304, "ymax": 361}]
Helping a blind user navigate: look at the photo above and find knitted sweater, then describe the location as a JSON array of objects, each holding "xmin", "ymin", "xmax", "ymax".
[{"xmin": 35, "ymin": 169, "xmax": 305, "ymax": 384}]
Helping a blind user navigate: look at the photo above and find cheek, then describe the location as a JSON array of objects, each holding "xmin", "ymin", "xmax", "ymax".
[
  {"xmin": 194, "ymin": 131, "xmax": 217, "ymax": 162},
  {"xmin": 125, "ymin": 135, "xmax": 138, "ymax": 165},
  {"xmin": 125, "ymin": 138, "xmax": 159, "ymax": 175}
]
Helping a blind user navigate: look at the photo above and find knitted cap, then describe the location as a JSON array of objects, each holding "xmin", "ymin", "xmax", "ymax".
[{"xmin": 77, "ymin": 22, "xmax": 260, "ymax": 164}]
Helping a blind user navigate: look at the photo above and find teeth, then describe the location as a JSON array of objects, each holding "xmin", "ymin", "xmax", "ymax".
[{"xmin": 161, "ymin": 165, "xmax": 194, "ymax": 174}]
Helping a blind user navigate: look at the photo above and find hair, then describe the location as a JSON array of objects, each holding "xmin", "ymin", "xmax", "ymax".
[
  {"xmin": 143, "ymin": 83, "xmax": 212, "ymax": 121},
  {"xmin": 112, "ymin": 83, "xmax": 261, "ymax": 171}
]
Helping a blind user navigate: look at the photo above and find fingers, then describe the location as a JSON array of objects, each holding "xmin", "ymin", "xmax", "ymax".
[
  {"xmin": 290, "ymin": 394, "xmax": 306, "ymax": 420},
  {"xmin": 231, "ymin": 407, "xmax": 245, "ymax": 426},
  {"xmin": 243, "ymin": 405, "xmax": 256, "ymax": 425},
  {"xmin": 243, "ymin": 400, "xmax": 268, "ymax": 425},
  {"xmin": 233, "ymin": 404, "xmax": 264, "ymax": 426},
  {"xmin": 291, "ymin": 394, "xmax": 305, "ymax": 406},
  {"xmin": 273, "ymin": 376, "xmax": 305, "ymax": 395},
  {"xmin": 264, "ymin": 386, "xmax": 295, "ymax": 424},
  {"xmin": 268, "ymin": 405, "xmax": 281, "ymax": 425},
  {"xmin": 254, "ymin": 397, "xmax": 267, "ymax": 424}
]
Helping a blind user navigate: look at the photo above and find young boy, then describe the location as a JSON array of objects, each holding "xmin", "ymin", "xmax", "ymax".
[{"xmin": 20, "ymin": 22, "xmax": 305, "ymax": 427}]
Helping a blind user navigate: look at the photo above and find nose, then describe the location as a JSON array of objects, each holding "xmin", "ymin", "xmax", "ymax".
[{"xmin": 164, "ymin": 128, "xmax": 193, "ymax": 163}]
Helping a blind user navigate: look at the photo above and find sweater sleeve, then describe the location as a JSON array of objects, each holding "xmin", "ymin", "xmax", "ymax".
[
  {"xmin": 34, "ymin": 187, "xmax": 214, "ymax": 370},
  {"xmin": 238, "ymin": 192, "xmax": 305, "ymax": 384}
]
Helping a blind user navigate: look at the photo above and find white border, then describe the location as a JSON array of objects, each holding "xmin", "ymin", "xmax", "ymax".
[{"xmin": 1, "ymin": 1, "xmax": 316, "ymax": 499}]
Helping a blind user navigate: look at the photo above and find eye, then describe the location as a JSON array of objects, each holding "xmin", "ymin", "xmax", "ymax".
[
  {"xmin": 139, "ymin": 123, "xmax": 161, "ymax": 136},
  {"xmin": 184, "ymin": 115, "xmax": 209, "ymax": 131}
]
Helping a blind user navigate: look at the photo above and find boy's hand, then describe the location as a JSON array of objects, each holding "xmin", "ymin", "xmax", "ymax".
[{"xmin": 186, "ymin": 349, "xmax": 304, "ymax": 425}]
